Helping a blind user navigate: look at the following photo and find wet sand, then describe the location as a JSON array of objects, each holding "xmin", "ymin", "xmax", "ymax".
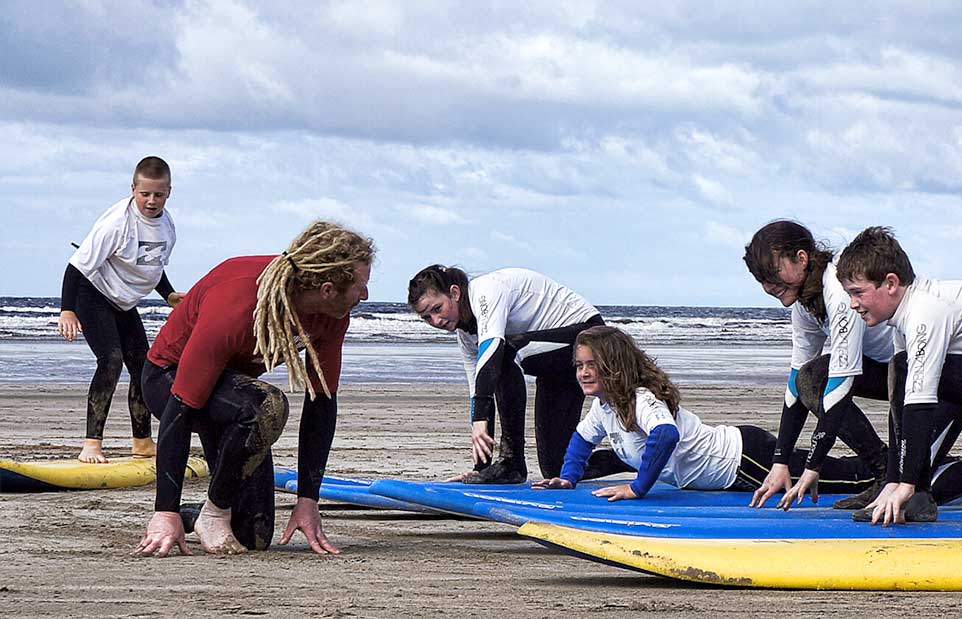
[{"xmin": 1, "ymin": 382, "xmax": 960, "ymax": 618}]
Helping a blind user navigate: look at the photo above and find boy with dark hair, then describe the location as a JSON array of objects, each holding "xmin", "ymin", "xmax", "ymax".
[{"xmin": 837, "ymin": 226, "xmax": 962, "ymax": 525}]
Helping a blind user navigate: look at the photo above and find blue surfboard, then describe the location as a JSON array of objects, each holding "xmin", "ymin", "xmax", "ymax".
[
  {"xmin": 368, "ymin": 478, "xmax": 844, "ymax": 517},
  {"xmin": 273, "ymin": 466, "xmax": 438, "ymax": 513},
  {"xmin": 369, "ymin": 479, "xmax": 962, "ymax": 538}
]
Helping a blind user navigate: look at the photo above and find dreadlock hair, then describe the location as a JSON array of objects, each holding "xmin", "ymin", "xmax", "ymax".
[
  {"xmin": 407, "ymin": 264, "xmax": 473, "ymax": 325},
  {"xmin": 254, "ymin": 220, "xmax": 375, "ymax": 400},
  {"xmin": 575, "ymin": 326, "xmax": 680, "ymax": 433},
  {"xmin": 743, "ymin": 220, "xmax": 835, "ymax": 323}
]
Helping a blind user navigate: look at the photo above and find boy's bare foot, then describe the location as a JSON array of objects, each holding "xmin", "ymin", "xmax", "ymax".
[
  {"xmin": 194, "ymin": 500, "xmax": 247, "ymax": 555},
  {"xmin": 131, "ymin": 437, "xmax": 157, "ymax": 458},
  {"xmin": 78, "ymin": 439, "xmax": 108, "ymax": 463}
]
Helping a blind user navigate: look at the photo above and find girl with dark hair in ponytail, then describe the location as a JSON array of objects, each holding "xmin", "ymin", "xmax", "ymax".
[{"xmin": 408, "ymin": 265, "xmax": 627, "ymax": 483}]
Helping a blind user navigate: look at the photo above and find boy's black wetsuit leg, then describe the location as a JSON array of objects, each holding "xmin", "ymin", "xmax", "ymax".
[
  {"xmin": 886, "ymin": 353, "xmax": 962, "ymax": 501},
  {"xmin": 75, "ymin": 281, "xmax": 129, "ymax": 440},
  {"xmin": 117, "ymin": 306, "xmax": 151, "ymax": 440},
  {"xmin": 730, "ymin": 425, "xmax": 876, "ymax": 494}
]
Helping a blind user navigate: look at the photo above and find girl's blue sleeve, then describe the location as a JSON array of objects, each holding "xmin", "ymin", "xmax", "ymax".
[
  {"xmin": 559, "ymin": 432, "xmax": 595, "ymax": 486},
  {"xmin": 629, "ymin": 424, "xmax": 680, "ymax": 498}
]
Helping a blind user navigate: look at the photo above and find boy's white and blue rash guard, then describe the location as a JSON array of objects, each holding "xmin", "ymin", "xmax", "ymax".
[
  {"xmin": 562, "ymin": 388, "xmax": 741, "ymax": 494},
  {"xmin": 888, "ymin": 277, "xmax": 962, "ymax": 485},
  {"xmin": 775, "ymin": 263, "xmax": 894, "ymax": 469},
  {"xmin": 455, "ymin": 268, "xmax": 600, "ymax": 422}
]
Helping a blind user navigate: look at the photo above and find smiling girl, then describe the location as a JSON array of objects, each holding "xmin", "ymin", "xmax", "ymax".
[
  {"xmin": 742, "ymin": 220, "xmax": 892, "ymax": 510},
  {"xmin": 534, "ymin": 326, "xmax": 876, "ymax": 503}
]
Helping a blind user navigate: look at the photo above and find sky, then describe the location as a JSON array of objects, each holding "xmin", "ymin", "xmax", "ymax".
[{"xmin": 2, "ymin": 1, "xmax": 962, "ymax": 306}]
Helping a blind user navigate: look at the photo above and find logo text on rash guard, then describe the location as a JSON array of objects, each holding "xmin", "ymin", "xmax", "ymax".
[
  {"xmin": 832, "ymin": 302, "xmax": 851, "ymax": 369},
  {"xmin": 137, "ymin": 240, "xmax": 168, "ymax": 265},
  {"xmin": 477, "ymin": 295, "xmax": 490, "ymax": 334},
  {"xmin": 910, "ymin": 324, "xmax": 929, "ymax": 393}
]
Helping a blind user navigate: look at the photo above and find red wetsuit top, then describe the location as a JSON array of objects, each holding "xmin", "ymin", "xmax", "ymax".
[{"xmin": 148, "ymin": 255, "xmax": 349, "ymax": 408}]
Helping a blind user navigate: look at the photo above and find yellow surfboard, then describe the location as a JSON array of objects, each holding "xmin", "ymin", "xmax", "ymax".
[
  {"xmin": 0, "ymin": 456, "xmax": 209, "ymax": 492},
  {"xmin": 518, "ymin": 521, "xmax": 962, "ymax": 591}
]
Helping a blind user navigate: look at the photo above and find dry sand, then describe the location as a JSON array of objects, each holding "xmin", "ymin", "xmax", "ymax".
[{"xmin": 1, "ymin": 381, "xmax": 961, "ymax": 618}]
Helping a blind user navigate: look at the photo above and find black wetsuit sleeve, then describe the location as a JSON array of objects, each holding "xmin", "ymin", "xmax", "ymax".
[
  {"xmin": 886, "ymin": 408, "xmax": 902, "ymax": 484},
  {"xmin": 772, "ymin": 399, "xmax": 808, "ymax": 466},
  {"xmin": 805, "ymin": 392, "xmax": 855, "ymax": 471},
  {"xmin": 470, "ymin": 339, "xmax": 505, "ymax": 423},
  {"xmin": 155, "ymin": 271, "xmax": 175, "ymax": 303},
  {"xmin": 297, "ymin": 393, "xmax": 337, "ymax": 500},
  {"xmin": 899, "ymin": 403, "xmax": 937, "ymax": 486},
  {"xmin": 60, "ymin": 264, "xmax": 85, "ymax": 312},
  {"xmin": 154, "ymin": 395, "xmax": 195, "ymax": 512}
]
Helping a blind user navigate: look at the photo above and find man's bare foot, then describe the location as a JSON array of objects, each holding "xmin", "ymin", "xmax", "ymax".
[
  {"xmin": 78, "ymin": 439, "xmax": 107, "ymax": 463},
  {"xmin": 131, "ymin": 437, "xmax": 157, "ymax": 458},
  {"xmin": 193, "ymin": 500, "xmax": 247, "ymax": 555}
]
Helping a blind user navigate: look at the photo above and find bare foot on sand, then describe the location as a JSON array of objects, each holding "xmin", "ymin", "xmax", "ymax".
[
  {"xmin": 78, "ymin": 439, "xmax": 107, "ymax": 463},
  {"xmin": 194, "ymin": 500, "xmax": 247, "ymax": 555},
  {"xmin": 131, "ymin": 437, "xmax": 157, "ymax": 458}
]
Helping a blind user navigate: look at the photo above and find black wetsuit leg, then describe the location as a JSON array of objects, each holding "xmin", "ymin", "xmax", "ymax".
[
  {"xmin": 887, "ymin": 352, "xmax": 962, "ymax": 496},
  {"xmin": 522, "ymin": 345, "xmax": 585, "ymax": 479},
  {"xmin": 794, "ymin": 354, "xmax": 888, "ymax": 478},
  {"xmin": 75, "ymin": 280, "xmax": 151, "ymax": 440},
  {"xmin": 142, "ymin": 361, "xmax": 289, "ymax": 550},
  {"xmin": 730, "ymin": 425, "xmax": 875, "ymax": 494},
  {"xmin": 492, "ymin": 342, "xmax": 526, "ymax": 465}
]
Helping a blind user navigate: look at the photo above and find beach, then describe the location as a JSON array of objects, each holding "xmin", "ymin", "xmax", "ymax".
[{"xmin": 3, "ymin": 380, "xmax": 960, "ymax": 618}]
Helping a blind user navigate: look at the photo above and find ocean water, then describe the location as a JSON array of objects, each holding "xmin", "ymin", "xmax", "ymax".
[{"xmin": 0, "ymin": 298, "xmax": 794, "ymax": 386}]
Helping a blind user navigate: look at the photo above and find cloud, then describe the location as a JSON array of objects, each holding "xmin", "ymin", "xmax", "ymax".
[
  {"xmin": 406, "ymin": 205, "xmax": 468, "ymax": 225},
  {"xmin": 5, "ymin": 4, "xmax": 962, "ymax": 305}
]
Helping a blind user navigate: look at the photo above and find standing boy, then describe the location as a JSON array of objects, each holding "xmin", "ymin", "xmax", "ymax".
[{"xmin": 58, "ymin": 156, "xmax": 183, "ymax": 463}]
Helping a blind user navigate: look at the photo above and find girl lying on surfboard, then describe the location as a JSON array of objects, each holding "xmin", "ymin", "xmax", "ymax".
[{"xmin": 534, "ymin": 325, "xmax": 878, "ymax": 507}]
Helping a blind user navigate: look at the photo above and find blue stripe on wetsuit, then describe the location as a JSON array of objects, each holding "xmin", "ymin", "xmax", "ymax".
[
  {"xmin": 823, "ymin": 376, "xmax": 846, "ymax": 396},
  {"xmin": 788, "ymin": 368, "xmax": 799, "ymax": 399}
]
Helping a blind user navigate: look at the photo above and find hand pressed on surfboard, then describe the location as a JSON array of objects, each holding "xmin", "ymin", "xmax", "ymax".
[
  {"xmin": 867, "ymin": 482, "xmax": 913, "ymax": 527},
  {"xmin": 749, "ymin": 463, "xmax": 792, "ymax": 508},
  {"xmin": 133, "ymin": 511, "xmax": 192, "ymax": 557},
  {"xmin": 777, "ymin": 468, "xmax": 819, "ymax": 510},
  {"xmin": 592, "ymin": 484, "xmax": 638, "ymax": 502},
  {"xmin": 532, "ymin": 477, "xmax": 573, "ymax": 490},
  {"xmin": 279, "ymin": 497, "xmax": 340, "ymax": 555}
]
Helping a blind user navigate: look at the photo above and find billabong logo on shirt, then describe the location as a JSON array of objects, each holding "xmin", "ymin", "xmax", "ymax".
[
  {"xmin": 910, "ymin": 324, "xmax": 928, "ymax": 393},
  {"xmin": 137, "ymin": 241, "xmax": 168, "ymax": 266},
  {"xmin": 477, "ymin": 295, "xmax": 490, "ymax": 334},
  {"xmin": 833, "ymin": 302, "xmax": 851, "ymax": 369}
]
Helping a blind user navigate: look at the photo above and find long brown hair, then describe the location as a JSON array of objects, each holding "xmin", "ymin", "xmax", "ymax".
[
  {"xmin": 743, "ymin": 220, "xmax": 834, "ymax": 322},
  {"xmin": 575, "ymin": 326, "xmax": 680, "ymax": 432},
  {"xmin": 253, "ymin": 220, "xmax": 375, "ymax": 400}
]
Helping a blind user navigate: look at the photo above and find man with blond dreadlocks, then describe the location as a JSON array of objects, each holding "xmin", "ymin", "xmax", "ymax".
[{"xmin": 133, "ymin": 221, "xmax": 374, "ymax": 558}]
